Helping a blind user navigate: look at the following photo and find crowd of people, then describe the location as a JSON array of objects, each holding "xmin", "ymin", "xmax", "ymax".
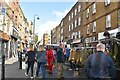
[{"xmin": 17, "ymin": 41, "xmax": 117, "ymax": 79}]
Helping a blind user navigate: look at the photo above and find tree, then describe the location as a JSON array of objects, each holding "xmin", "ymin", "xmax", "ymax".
[{"xmin": 35, "ymin": 34, "xmax": 38, "ymax": 44}]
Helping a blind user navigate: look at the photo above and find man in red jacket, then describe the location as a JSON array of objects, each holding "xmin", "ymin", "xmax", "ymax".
[{"xmin": 46, "ymin": 45, "xmax": 54, "ymax": 74}]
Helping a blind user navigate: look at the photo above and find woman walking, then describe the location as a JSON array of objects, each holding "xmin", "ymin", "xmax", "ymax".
[
  {"xmin": 36, "ymin": 45, "xmax": 46, "ymax": 79},
  {"xmin": 46, "ymin": 45, "xmax": 54, "ymax": 74},
  {"xmin": 25, "ymin": 44, "xmax": 36, "ymax": 79}
]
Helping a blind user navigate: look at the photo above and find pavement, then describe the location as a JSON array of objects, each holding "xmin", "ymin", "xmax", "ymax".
[{"xmin": 0, "ymin": 58, "xmax": 86, "ymax": 79}]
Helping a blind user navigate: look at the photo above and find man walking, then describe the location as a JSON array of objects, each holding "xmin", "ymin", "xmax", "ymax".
[
  {"xmin": 84, "ymin": 43, "xmax": 116, "ymax": 79},
  {"xmin": 57, "ymin": 43, "xmax": 65, "ymax": 78}
]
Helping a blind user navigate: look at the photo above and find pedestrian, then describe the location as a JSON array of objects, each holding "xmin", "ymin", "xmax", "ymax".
[
  {"xmin": 36, "ymin": 45, "xmax": 46, "ymax": 79},
  {"xmin": 25, "ymin": 44, "xmax": 36, "ymax": 79},
  {"xmin": 17, "ymin": 46, "xmax": 22, "ymax": 69},
  {"xmin": 84, "ymin": 43, "xmax": 116, "ymax": 79},
  {"xmin": 64, "ymin": 45, "xmax": 70, "ymax": 61},
  {"xmin": 46, "ymin": 45, "xmax": 54, "ymax": 74},
  {"xmin": 57, "ymin": 43, "xmax": 65, "ymax": 78}
]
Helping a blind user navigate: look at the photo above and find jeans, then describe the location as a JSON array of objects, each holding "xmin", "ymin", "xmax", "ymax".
[
  {"xmin": 36, "ymin": 62, "xmax": 45, "ymax": 78},
  {"xmin": 26, "ymin": 61, "xmax": 34, "ymax": 77}
]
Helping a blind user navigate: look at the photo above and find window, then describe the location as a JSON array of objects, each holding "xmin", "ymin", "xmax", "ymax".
[
  {"xmin": 92, "ymin": 3, "xmax": 96, "ymax": 14},
  {"xmin": 75, "ymin": 9, "xmax": 77, "ymax": 15},
  {"xmin": 106, "ymin": 14, "xmax": 111, "ymax": 28},
  {"xmin": 69, "ymin": 15, "xmax": 71, "ymax": 21},
  {"xmin": 89, "ymin": 37, "xmax": 92, "ymax": 43},
  {"xmin": 75, "ymin": 20, "xmax": 77, "ymax": 28},
  {"xmin": 78, "ymin": 4, "xmax": 81, "ymax": 12},
  {"xmin": 61, "ymin": 36, "xmax": 63, "ymax": 41},
  {"xmin": 72, "ymin": 12, "xmax": 73, "ymax": 18},
  {"xmin": 71, "ymin": 23, "xmax": 73, "ymax": 30},
  {"xmin": 87, "ymin": 25, "xmax": 90, "ymax": 34},
  {"xmin": 69, "ymin": 25, "xmax": 71, "ymax": 31},
  {"xmin": 105, "ymin": 0, "xmax": 110, "ymax": 6},
  {"xmin": 79, "ymin": 31, "xmax": 81, "ymax": 39},
  {"xmin": 93, "ymin": 21, "xmax": 96, "ymax": 32},
  {"xmin": 79, "ymin": 17, "xmax": 81, "ymax": 26},
  {"xmin": 93, "ymin": 36, "xmax": 96, "ymax": 41},
  {"xmin": 86, "ymin": 8, "xmax": 89, "ymax": 18},
  {"xmin": 118, "ymin": 9, "xmax": 120, "ymax": 20},
  {"xmin": 85, "ymin": 38, "xmax": 89, "ymax": 43},
  {"xmin": 61, "ymin": 28, "xmax": 63, "ymax": 34},
  {"xmin": 77, "ymin": 18, "xmax": 79, "ymax": 26},
  {"xmin": 77, "ymin": 32, "xmax": 79, "ymax": 38},
  {"xmin": 86, "ymin": 0, "xmax": 89, "ymax": 3},
  {"xmin": 61, "ymin": 21, "xmax": 63, "ymax": 27}
]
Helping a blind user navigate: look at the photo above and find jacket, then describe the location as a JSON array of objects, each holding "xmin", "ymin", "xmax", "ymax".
[
  {"xmin": 84, "ymin": 51, "xmax": 116, "ymax": 78},
  {"xmin": 36, "ymin": 51, "xmax": 46, "ymax": 63},
  {"xmin": 26, "ymin": 51, "xmax": 35, "ymax": 62},
  {"xmin": 46, "ymin": 49, "xmax": 54, "ymax": 60},
  {"xmin": 57, "ymin": 48, "xmax": 65, "ymax": 63}
]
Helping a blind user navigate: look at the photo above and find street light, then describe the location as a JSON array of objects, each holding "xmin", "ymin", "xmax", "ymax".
[{"xmin": 33, "ymin": 15, "xmax": 39, "ymax": 45}]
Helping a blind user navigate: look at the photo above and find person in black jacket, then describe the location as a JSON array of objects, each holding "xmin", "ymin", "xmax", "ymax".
[
  {"xmin": 25, "ymin": 44, "xmax": 35, "ymax": 79},
  {"xmin": 57, "ymin": 43, "xmax": 65, "ymax": 78}
]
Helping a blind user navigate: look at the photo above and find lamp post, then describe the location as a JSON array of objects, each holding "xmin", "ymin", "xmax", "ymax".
[{"xmin": 33, "ymin": 15, "xmax": 39, "ymax": 45}]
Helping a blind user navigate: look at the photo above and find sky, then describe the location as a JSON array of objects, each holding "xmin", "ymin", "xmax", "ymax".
[{"xmin": 20, "ymin": 1, "xmax": 77, "ymax": 41}]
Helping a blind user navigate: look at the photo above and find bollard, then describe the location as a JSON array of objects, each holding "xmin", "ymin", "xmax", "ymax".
[{"xmin": 1, "ymin": 55, "xmax": 5, "ymax": 80}]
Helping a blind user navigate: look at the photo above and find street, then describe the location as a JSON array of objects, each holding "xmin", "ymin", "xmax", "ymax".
[{"xmin": 0, "ymin": 59, "xmax": 86, "ymax": 79}]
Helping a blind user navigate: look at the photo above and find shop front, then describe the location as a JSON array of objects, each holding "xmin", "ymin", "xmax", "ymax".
[
  {"xmin": 0, "ymin": 31, "xmax": 10, "ymax": 59},
  {"xmin": 9, "ymin": 27, "xmax": 18, "ymax": 58}
]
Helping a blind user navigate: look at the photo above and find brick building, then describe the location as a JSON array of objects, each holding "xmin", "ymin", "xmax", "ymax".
[{"xmin": 51, "ymin": 1, "xmax": 120, "ymax": 47}]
